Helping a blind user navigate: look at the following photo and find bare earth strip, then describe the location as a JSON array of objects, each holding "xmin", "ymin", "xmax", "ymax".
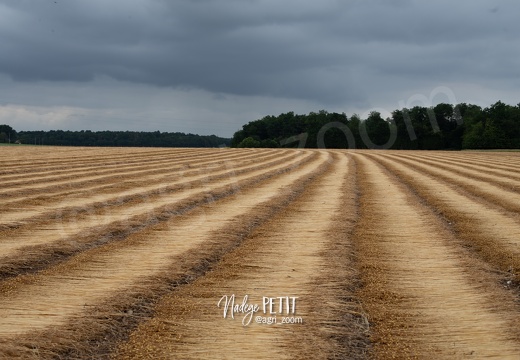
[
  {"xmin": 0, "ymin": 151, "xmax": 328, "ymax": 349},
  {"xmin": 352, "ymin": 153, "xmax": 520, "ymax": 358},
  {"xmin": 115, "ymin": 152, "xmax": 370, "ymax": 359}
]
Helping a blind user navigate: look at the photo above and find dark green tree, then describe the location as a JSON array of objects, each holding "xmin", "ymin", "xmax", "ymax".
[
  {"xmin": 237, "ymin": 137, "xmax": 261, "ymax": 148},
  {"xmin": 360, "ymin": 111, "xmax": 396, "ymax": 149},
  {"xmin": 0, "ymin": 125, "xmax": 16, "ymax": 143}
]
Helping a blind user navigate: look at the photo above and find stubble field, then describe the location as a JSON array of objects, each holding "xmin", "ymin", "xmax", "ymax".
[{"xmin": 1, "ymin": 146, "xmax": 520, "ymax": 359}]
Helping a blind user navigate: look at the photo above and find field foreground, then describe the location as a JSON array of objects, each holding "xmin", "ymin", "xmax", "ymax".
[{"xmin": 1, "ymin": 146, "xmax": 520, "ymax": 359}]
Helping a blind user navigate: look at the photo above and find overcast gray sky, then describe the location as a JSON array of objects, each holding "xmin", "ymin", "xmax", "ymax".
[{"xmin": 1, "ymin": 0, "xmax": 519, "ymax": 137}]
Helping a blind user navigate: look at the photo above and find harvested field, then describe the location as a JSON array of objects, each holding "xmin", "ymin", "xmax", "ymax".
[{"xmin": 1, "ymin": 146, "xmax": 520, "ymax": 359}]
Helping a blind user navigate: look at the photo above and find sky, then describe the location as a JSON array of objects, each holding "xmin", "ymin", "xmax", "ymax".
[{"xmin": 1, "ymin": 0, "xmax": 519, "ymax": 138}]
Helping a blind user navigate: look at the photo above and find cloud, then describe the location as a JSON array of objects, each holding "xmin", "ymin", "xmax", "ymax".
[
  {"xmin": 0, "ymin": 104, "xmax": 87, "ymax": 129},
  {"xmin": 0, "ymin": 0, "xmax": 519, "ymax": 136}
]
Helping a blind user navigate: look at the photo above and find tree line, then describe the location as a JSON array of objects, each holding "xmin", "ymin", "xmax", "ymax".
[
  {"xmin": 0, "ymin": 127, "xmax": 230, "ymax": 148},
  {"xmin": 231, "ymin": 101, "xmax": 520, "ymax": 150},
  {"xmin": 3, "ymin": 101, "xmax": 519, "ymax": 150}
]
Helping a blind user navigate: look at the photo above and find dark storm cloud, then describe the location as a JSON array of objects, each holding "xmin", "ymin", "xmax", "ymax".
[
  {"xmin": 0, "ymin": 0, "xmax": 519, "ymax": 135},
  {"xmin": 1, "ymin": 0, "xmax": 515, "ymax": 102}
]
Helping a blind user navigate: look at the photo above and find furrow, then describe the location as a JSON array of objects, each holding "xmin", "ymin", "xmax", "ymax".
[
  {"xmin": 0, "ymin": 148, "xmax": 227, "ymax": 184},
  {"xmin": 352, "ymin": 153, "xmax": 520, "ymax": 358},
  {"xmin": 0, "ymin": 149, "xmax": 292, "ymax": 225},
  {"xmin": 0, "ymin": 151, "xmax": 330, "ymax": 358},
  {"xmin": 0, "ymin": 148, "xmax": 273, "ymax": 195},
  {"xmin": 0, "ymin": 151, "xmax": 314, "ymax": 279},
  {"xmin": 0, "ymin": 149, "xmax": 301, "ymax": 231},
  {"xmin": 379, "ymin": 152, "xmax": 520, "ymax": 214},
  {"xmin": 395, "ymin": 152, "xmax": 520, "ymax": 184},
  {"xmin": 0, "ymin": 148, "xmax": 272, "ymax": 184},
  {"xmin": 0, "ymin": 147, "xmax": 196, "ymax": 174},
  {"xmin": 367, "ymin": 153, "xmax": 520, "ymax": 283},
  {"xmin": 115, "ymin": 151, "xmax": 370, "ymax": 360},
  {"xmin": 423, "ymin": 152, "xmax": 520, "ymax": 171}
]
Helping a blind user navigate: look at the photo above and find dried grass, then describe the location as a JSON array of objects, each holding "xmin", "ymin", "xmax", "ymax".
[
  {"xmin": 0, "ymin": 150, "xmax": 324, "ymax": 358},
  {"xmin": 115, "ymin": 151, "xmax": 370, "ymax": 359},
  {"xmin": 352, "ymin": 153, "xmax": 520, "ymax": 358},
  {"xmin": 2, "ymin": 148, "xmax": 520, "ymax": 359},
  {"xmin": 291, "ymin": 152, "xmax": 370, "ymax": 359},
  {"xmin": 0, "ymin": 151, "xmax": 312, "ymax": 280},
  {"xmin": 397, "ymin": 151, "xmax": 520, "ymax": 181},
  {"xmin": 381, "ymin": 152, "xmax": 520, "ymax": 213},
  {"xmin": 0, "ymin": 148, "xmax": 287, "ymax": 218},
  {"xmin": 369, "ymin": 153, "xmax": 520, "ymax": 283}
]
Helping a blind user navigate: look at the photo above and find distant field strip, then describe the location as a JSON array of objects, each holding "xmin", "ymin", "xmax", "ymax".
[
  {"xmin": 0, "ymin": 149, "xmax": 296, "ymax": 224},
  {"xmin": 0, "ymin": 147, "xmax": 519, "ymax": 359}
]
